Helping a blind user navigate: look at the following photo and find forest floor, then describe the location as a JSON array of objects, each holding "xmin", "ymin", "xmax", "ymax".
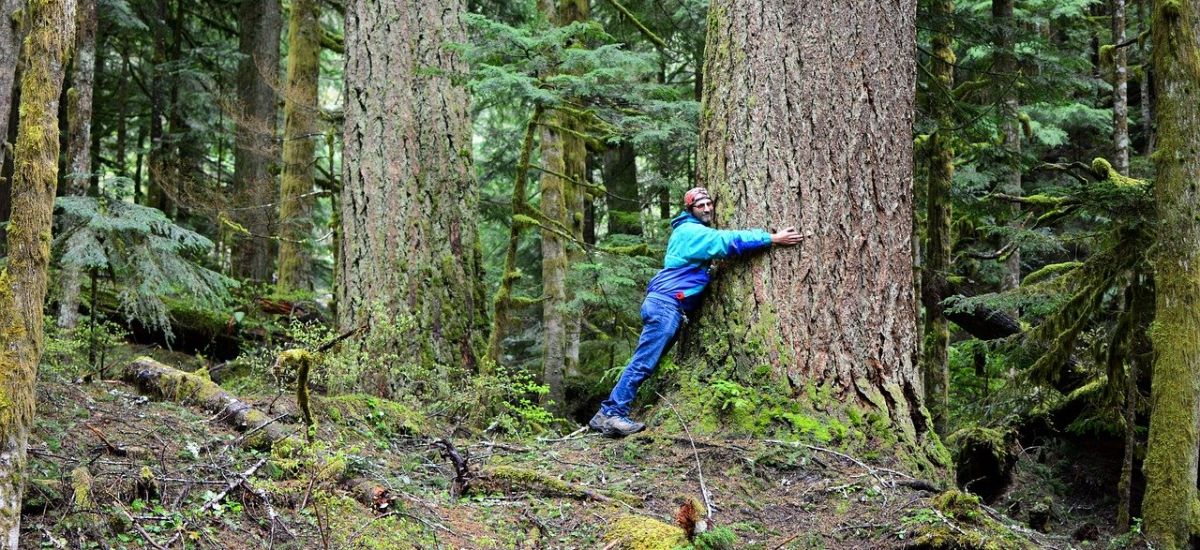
[{"xmin": 20, "ymin": 350, "xmax": 1135, "ymax": 549}]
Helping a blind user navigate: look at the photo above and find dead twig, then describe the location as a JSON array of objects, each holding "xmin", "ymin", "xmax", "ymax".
[
  {"xmin": 537, "ymin": 425, "xmax": 588, "ymax": 443},
  {"xmin": 657, "ymin": 392, "xmax": 715, "ymax": 518}
]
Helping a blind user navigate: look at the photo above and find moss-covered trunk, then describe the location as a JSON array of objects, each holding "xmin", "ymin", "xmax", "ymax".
[
  {"xmin": 276, "ymin": 0, "xmax": 318, "ymax": 293},
  {"xmin": 538, "ymin": 0, "xmax": 589, "ymax": 413},
  {"xmin": 487, "ymin": 108, "xmax": 541, "ymax": 367},
  {"xmin": 922, "ymin": 0, "xmax": 954, "ymax": 437},
  {"xmin": 688, "ymin": 0, "xmax": 942, "ymax": 469},
  {"xmin": 231, "ymin": 0, "xmax": 281, "ymax": 282},
  {"xmin": 339, "ymin": 0, "xmax": 487, "ymax": 377},
  {"xmin": 0, "ymin": 0, "xmax": 75, "ymax": 543},
  {"xmin": 1141, "ymin": 0, "xmax": 1200, "ymax": 546}
]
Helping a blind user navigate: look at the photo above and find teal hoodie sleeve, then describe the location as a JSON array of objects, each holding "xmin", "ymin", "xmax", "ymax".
[{"xmin": 664, "ymin": 224, "xmax": 772, "ymax": 267}]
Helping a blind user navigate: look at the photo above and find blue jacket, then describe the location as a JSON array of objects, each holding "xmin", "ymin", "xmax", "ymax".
[{"xmin": 645, "ymin": 212, "xmax": 772, "ymax": 311}]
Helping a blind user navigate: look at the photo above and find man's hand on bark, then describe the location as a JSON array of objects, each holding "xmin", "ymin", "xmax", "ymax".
[{"xmin": 770, "ymin": 226, "xmax": 806, "ymax": 246}]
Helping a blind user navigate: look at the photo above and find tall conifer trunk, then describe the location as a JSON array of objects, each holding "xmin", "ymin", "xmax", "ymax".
[
  {"xmin": 277, "ymin": 0, "xmax": 318, "ymax": 293},
  {"xmin": 994, "ymin": 0, "xmax": 1022, "ymax": 301},
  {"xmin": 922, "ymin": 0, "xmax": 954, "ymax": 436},
  {"xmin": 539, "ymin": 0, "xmax": 588, "ymax": 413},
  {"xmin": 340, "ymin": 0, "xmax": 487, "ymax": 377},
  {"xmin": 232, "ymin": 0, "xmax": 280, "ymax": 282},
  {"xmin": 0, "ymin": 0, "xmax": 75, "ymax": 542},
  {"xmin": 691, "ymin": 0, "xmax": 939, "ymax": 464},
  {"xmin": 1141, "ymin": 0, "xmax": 1200, "ymax": 546}
]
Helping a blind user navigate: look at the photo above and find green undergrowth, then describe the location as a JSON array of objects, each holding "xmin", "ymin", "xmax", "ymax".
[{"xmin": 657, "ymin": 368, "xmax": 950, "ymax": 480}]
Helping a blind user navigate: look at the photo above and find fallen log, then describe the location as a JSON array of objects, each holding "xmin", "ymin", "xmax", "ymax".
[
  {"xmin": 118, "ymin": 357, "xmax": 398, "ymax": 514},
  {"xmin": 121, "ymin": 357, "xmax": 299, "ymax": 451}
]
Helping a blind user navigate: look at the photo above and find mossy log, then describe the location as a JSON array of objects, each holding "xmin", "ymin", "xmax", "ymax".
[{"xmin": 121, "ymin": 357, "xmax": 298, "ymax": 450}]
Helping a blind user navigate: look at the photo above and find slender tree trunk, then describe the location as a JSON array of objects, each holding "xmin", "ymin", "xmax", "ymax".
[
  {"xmin": 0, "ymin": 0, "xmax": 22, "ymax": 176},
  {"xmin": 487, "ymin": 107, "xmax": 541, "ymax": 367},
  {"xmin": 232, "ymin": 0, "xmax": 281, "ymax": 282},
  {"xmin": 603, "ymin": 141, "xmax": 641, "ymax": 236},
  {"xmin": 1117, "ymin": 274, "xmax": 1151, "ymax": 532},
  {"xmin": 1113, "ymin": 0, "xmax": 1130, "ymax": 173},
  {"xmin": 1142, "ymin": 0, "xmax": 1200, "ymax": 546},
  {"xmin": 994, "ymin": 0, "xmax": 1022, "ymax": 302},
  {"xmin": 114, "ymin": 57, "xmax": 128, "ymax": 178},
  {"xmin": 277, "ymin": 0, "xmax": 318, "ymax": 293},
  {"xmin": 538, "ymin": 0, "xmax": 589, "ymax": 413},
  {"xmin": 692, "ymin": 0, "xmax": 939, "ymax": 463},
  {"xmin": 922, "ymin": 0, "xmax": 954, "ymax": 437},
  {"xmin": 340, "ymin": 0, "xmax": 487, "ymax": 377},
  {"xmin": 146, "ymin": 0, "xmax": 167, "ymax": 209},
  {"xmin": 58, "ymin": 0, "xmax": 97, "ymax": 329},
  {"xmin": 0, "ymin": 0, "xmax": 75, "ymax": 543},
  {"xmin": 1139, "ymin": 0, "xmax": 1154, "ymax": 159}
]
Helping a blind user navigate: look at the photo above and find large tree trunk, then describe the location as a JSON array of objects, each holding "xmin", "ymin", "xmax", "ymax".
[
  {"xmin": 1112, "ymin": 0, "xmax": 1130, "ymax": 173},
  {"xmin": 231, "ymin": 0, "xmax": 281, "ymax": 282},
  {"xmin": 0, "ymin": 0, "xmax": 21, "ymax": 176},
  {"xmin": 277, "ymin": 0, "xmax": 318, "ymax": 293},
  {"xmin": 1141, "ymin": 0, "xmax": 1200, "ymax": 546},
  {"xmin": 692, "ymin": 0, "xmax": 938, "ymax": 463},
  {"xmin": 922, "ymin": 0, "xmax": 954, "ymax": 437},
  {"xmin": 340, "ymin": 0, "xmax": 487, "ymax": 377},
  {"xmin": 539, "ymin": 0, "xmax": 588, "ymax": 413},
  {"xmin": 0, "ymin": 0, "xmax": 75, "ymax": 543}
]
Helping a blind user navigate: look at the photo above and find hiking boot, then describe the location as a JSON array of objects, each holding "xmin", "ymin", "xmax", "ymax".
[
  {"xmin": 588, "ymin": 411, "xmax": 646, "ymax": 437},
  {"xmin": 604, "ymin": 415, "xmax": 646, "ymax": 437},
  {"xmin": 588, "ymin": 411, "xmax": 609, "ymax": 433}
]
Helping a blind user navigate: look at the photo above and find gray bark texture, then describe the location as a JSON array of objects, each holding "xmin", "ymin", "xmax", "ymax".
[
  {"xmin": 232, "ymin": 0, "xmax": 281, "ymax": 282},
  {"xmin": 0, "ymin": 0, "xmax": 22, "ymax": 175},
  {"xmin": 692, "ymin": 0, "xmax": 936, "ymax": 460},
  {"xmin": 57, "ymin": 0, "xmax": 97, "ymax": 329},
  {"xmin": 339, "ymin": 0, "xmax": 487, "ymax": 375}
]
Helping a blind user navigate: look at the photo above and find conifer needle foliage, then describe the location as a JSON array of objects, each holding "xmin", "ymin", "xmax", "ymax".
[{"xmin": 54, "ymin": 195, "xmax": 236, "ymax": 341}]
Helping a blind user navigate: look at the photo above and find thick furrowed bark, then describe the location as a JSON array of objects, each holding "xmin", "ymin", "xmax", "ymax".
[
  {"xmin": 693, "ymin": 1, "xmax": 929, "ymax": 455},
  {"xmin": 339, "ymin": 0, "xmax": 487, "ymax": 378}
]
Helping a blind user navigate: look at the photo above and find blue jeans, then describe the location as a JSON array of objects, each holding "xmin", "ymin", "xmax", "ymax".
[{"xmin": 599, "ymin": 294, "xmax": 684, "ymax": 417}]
